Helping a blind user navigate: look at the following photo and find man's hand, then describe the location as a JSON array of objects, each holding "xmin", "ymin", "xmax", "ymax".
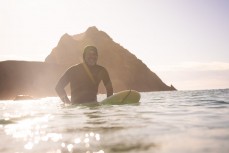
[{"xmin": 61, "ymin": 95, "xmax": 71, "ymax": 103}]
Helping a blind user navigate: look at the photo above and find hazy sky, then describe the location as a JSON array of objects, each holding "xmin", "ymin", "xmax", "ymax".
[{"xmin": 1, "ymin": 0, "xmax": 229, "ymax": 90}]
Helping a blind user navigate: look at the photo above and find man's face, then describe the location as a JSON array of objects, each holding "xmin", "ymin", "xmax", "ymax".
[{"xmin": 84, "ymin": 50, "xmax": 98, "ymax": 66}]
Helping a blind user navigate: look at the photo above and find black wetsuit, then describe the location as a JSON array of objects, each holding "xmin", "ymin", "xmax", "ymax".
[{"xmin": 56, "ymin": 63, "xmax": 112, "ymax": 103}]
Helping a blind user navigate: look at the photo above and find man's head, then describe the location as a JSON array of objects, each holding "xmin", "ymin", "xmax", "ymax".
[{"xmin": 83, "ymin": 45, "xmax": 98, "ymax": 66}]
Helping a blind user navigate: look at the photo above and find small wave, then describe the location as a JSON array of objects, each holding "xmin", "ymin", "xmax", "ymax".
[
  {"xmin": 0, "ymin": 119, "xmax": 16, "ymax": 125},
  {"xmin": 200, "ymin": 99, "xmax": 229, "ymax": 105},
  {"xmin": 108, "ymin": 141, "xmax": 159, "ymax": 152},
  {"xmin": 213, "ymin": 100, "xmax": 229, "ymax": 104}
]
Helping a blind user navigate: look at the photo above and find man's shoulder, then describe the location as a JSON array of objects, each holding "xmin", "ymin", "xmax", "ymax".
[
  {"xmin": 67, "ymin": 63, "xmax": 83, "ymax": 72},
  {"xmin": 71, "ymin": 63, "xmax": 83, "ymax": 68},
  {"xmin": 95, "ymin": 64, "xmax": 107, "ymax": 71}
]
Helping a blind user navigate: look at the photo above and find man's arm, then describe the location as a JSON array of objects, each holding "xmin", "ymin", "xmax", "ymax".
[
  {"xmin": 55, "ymin": 72, "xmax": 71, "ymax": 103},
  {"xmin": 102, "ymin": 68, "xmax": 113, "ymax": 97},
  {"xmin": 105, "ymin": 81, "xmax": 113, "ymax": 97}
]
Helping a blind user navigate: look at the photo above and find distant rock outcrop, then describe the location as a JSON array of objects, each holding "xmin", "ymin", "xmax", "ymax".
[
  {"xmin": 0, "ymin": 27, "xmax": 176, "ymax": 100},
  {"xmin": 0, "ymin": 61, "xmax": 65, "ymax": 100},
  {"xmin": 45, "ymin": 26, "xmax": 176, "ymax": 92}
]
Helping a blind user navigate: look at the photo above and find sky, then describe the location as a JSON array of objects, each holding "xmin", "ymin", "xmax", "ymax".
[{"xmin": 1, "ymin": 0, "xmax": 229, "ymax": 90}]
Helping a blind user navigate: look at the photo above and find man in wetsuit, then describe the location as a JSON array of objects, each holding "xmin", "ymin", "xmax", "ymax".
[{"xmin": 55, "ymin": 45, "xmax": 113, "ymax": 104}]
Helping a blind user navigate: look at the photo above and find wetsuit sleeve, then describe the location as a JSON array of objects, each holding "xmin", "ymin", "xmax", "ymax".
[
  {"xmin": 102, "ymin": 68, "xmax": 113, "ymax": 97},
  {"xmin": 55, "ymin": 69, "xmax": 71, "ymax": 103}
]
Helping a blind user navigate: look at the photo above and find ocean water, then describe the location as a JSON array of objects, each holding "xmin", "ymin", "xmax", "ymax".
[{"xmin": 0, "ymin": 89, "xmax": 229, "ymax": 153}]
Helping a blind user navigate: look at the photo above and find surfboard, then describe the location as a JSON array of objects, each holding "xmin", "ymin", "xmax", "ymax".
[{"xmin": 100, "ymin": 90, "xmax": 141, "ymax": 105}]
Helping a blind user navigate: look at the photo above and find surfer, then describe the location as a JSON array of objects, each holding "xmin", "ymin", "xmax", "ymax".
[{"xmin": 55, "ymin": 45, "xmax": 113, "ymax": 104}]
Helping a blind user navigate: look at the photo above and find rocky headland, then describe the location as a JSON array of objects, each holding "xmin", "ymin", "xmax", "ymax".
[{"xmin": 0, "ymin": 27, "xmax": 176, "ymax": 100}]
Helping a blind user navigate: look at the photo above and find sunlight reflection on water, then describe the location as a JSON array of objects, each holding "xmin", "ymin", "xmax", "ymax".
[
  {"xmin": 3, "ymin": 110, "xmax": 104, "ymax": 152},
  {"xmin": 2, "ymin": 103, "xmax": 105, "ymax": 152}
]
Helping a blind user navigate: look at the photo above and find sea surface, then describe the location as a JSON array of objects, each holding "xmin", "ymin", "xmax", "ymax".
[{"xmin": 0, "ymin": 89, "xmax": 229, "ymax": 153}]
